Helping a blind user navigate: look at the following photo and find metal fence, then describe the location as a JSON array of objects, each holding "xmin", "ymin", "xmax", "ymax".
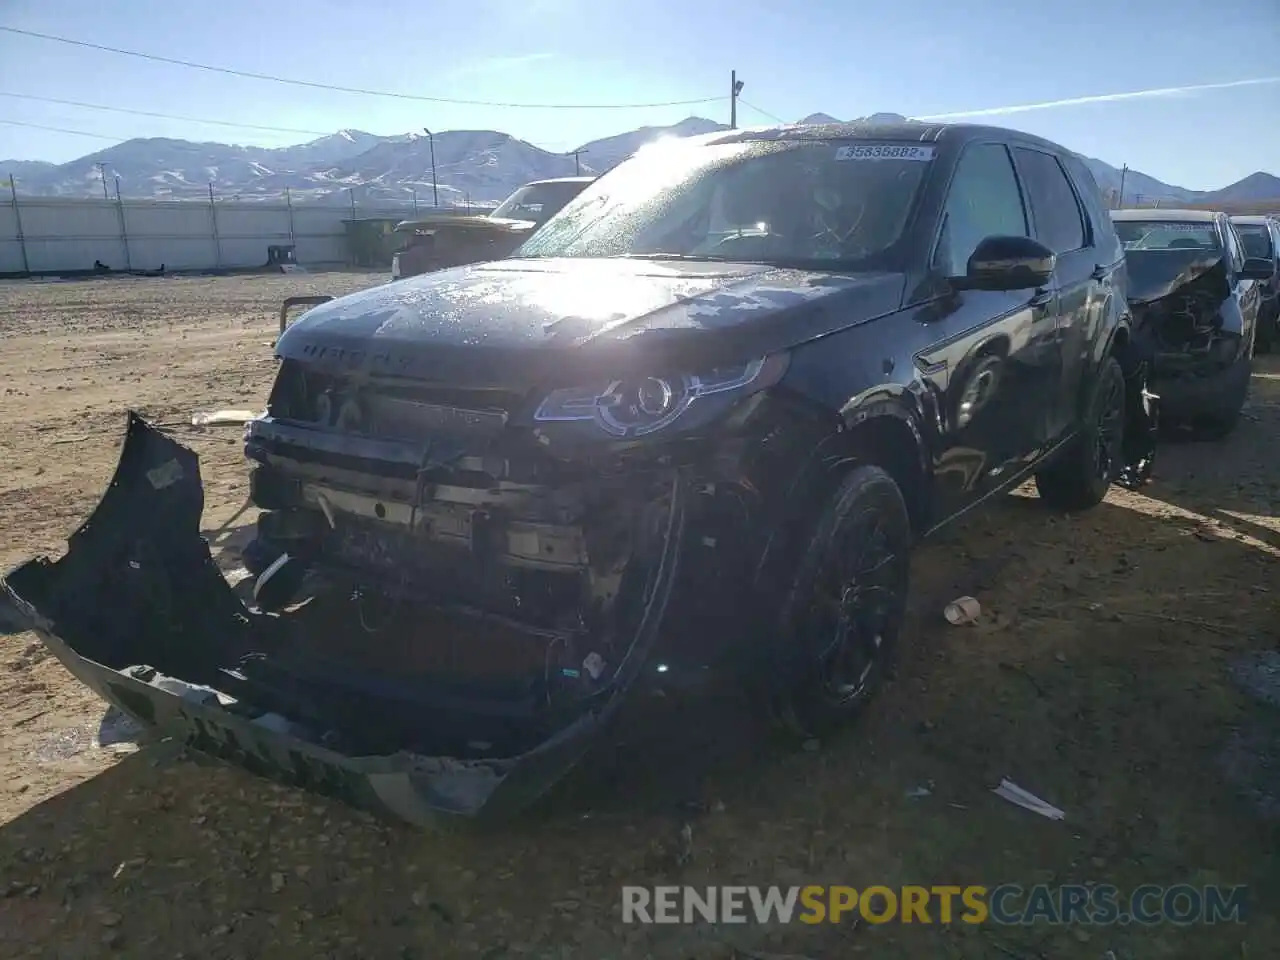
[{"xmin": 0, "ymin": 187, "xmax": 465, "ymax": 275}]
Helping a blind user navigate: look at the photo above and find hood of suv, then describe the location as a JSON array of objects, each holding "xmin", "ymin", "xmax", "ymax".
[{"xmin": 277, "ymin": 257, "xmax": 905, "ymax": 386}]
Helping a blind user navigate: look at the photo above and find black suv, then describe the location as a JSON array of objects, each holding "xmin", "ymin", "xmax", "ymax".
[
  {"xmin": 4, "ymin": 120, "xmax": 1150, "ymax": 825},
  {"xmin": 1230, "ymin": 215, "xmax": 1280, "ymax": 352}
]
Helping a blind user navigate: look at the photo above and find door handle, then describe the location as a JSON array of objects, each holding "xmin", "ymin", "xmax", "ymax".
[
  {"xmin": 1029, "ymin": 289, "xmax": 1054, "ymax": 308},
  {"xmin": 1090, "ymin": 265, "xmax": 1107, "ymax": 281}
]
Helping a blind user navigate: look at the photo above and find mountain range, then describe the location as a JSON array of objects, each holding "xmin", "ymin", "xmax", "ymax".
[{"xmin": 3, "ymin": 113, "xmax": 1277, "ymax": 209}]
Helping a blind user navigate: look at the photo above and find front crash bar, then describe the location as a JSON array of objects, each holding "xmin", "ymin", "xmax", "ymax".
[
  {"xmin": 0, "ymin": 412, "xmax": 688, "ymax": 825},
  {"xmin": 280, "ymin": 295, "xmax": 334, "ymax": 333}
]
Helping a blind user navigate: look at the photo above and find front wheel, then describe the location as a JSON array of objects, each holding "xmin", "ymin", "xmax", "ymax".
[
  {"xmin": 1035, "ymin": 355, "xmax": 1126, "ymax": 511},
  {"xmin": 1195, "ymin": 355, "xmax": 1251, "ymax": 440},
  {"xmin": 768, "ymin": 464, "xmax": 912, "ymax": 740}
]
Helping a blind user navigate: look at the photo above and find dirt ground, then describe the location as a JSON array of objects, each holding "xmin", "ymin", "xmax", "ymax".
[{"xmin": 0, "ymin": 272, "xmax": 1277, "ymax": 960}]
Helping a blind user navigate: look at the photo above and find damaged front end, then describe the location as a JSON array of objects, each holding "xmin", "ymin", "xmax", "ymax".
[
  {"xmin": 1, "ymin": 410, "xmax": 694, "ymax": 824},
  {"xmin": 1127, "ymin": 253, "xmax": 1245, "ymax": 379}
]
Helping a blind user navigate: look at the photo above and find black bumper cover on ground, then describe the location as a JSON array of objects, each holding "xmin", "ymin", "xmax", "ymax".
[{"xmin": 0, "ymin": 412, "xmax": 684, "ymax": 825}]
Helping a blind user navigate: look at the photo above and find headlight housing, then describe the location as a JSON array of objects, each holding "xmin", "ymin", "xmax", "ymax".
[{"xmin": 533, "ymin": 354, "xmax": 789, "ymax": 439}]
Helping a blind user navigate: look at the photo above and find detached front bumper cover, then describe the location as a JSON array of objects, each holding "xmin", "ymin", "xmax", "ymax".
[{"xmin": 1, "ymin": 412, "xmax": 684, "ymax": 825}]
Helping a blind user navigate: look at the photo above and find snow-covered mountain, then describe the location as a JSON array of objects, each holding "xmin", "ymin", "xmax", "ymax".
[
  {"xmin": 4, "ymin": 114, "xmax": 1276, "ymax": 207},
  {"xmin": 0, "ymin": 159, "xmax": 57, "ymax": 182}
]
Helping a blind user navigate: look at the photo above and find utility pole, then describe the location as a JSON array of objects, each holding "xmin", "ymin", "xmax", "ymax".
[
  {"xmin": 568, "ymin": 148, "xmax": 588, "ymax": 176},
  {"xmin": 730, "ymin": 70, "xmax": 744, "ymax": 129},
  {"xmin": 208, "ymin": 182, "xmax": 221, "ymax": 269},
  {"xmin": 95, "ymin": 162, "xmax": 109, "ymax": 200},
  {"xmin": 1117, "ymin": 164, "xmax": 1128, "ymax": 209},
  {"xmin": 423, "ymin": 128, "xmax": 439, "ymax": 207},
  {"xmin": 114, "ymin": 176, "xmax": 132, "ymax": 271},
  {"xmin": 9, "ymin": 176, "xmax": 30, "ymax": 275}
]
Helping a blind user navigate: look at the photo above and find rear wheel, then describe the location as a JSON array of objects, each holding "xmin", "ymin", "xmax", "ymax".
[
  {"xmin": 1035, "ymin": 355, "xmax": 1126, "ymax": 511},
  {"xmin": 769, "ymin": 465, "xmax": 912, "ymax": 740}
]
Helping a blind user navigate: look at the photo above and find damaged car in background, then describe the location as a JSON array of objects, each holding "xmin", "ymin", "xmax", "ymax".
[
  {"xmin": 391, "ymin": 177, "xmax": 596, "ymax": 281},
  {"xmin": 4, "ymin": 120, "xmax": 1156, "ymax": 825},
  {"xmin": 1229, "ymin": 214, "xmax": 1280, "ymax": 353},
  {"xmin": 1111, "ymin": 208, "xmax": 1270, "ymax": 437}
]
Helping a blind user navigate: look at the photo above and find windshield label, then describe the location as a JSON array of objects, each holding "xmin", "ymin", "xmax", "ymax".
[
  {"xmin": 835, "ymin": 143, "xmax": 935, "ymax": 162},
  {"xmin": 1135, "ymin": 223, "xmax": 1215, "ymax": 231}
]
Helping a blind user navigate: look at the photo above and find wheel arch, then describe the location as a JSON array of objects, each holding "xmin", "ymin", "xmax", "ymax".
[{"xmin": 752, "ymin": 398, "xmax": 932, "ymax": 597}]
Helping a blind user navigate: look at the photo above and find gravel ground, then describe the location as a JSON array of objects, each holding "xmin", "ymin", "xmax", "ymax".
[{"xmin": 0, "ymin": 272, "xmax": 1277, "ymax": 959}]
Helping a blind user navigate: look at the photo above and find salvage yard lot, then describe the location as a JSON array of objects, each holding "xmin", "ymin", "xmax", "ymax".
[{"xmin": 1, "ymin": 272, "xmax": 1277, "ymax": 959}]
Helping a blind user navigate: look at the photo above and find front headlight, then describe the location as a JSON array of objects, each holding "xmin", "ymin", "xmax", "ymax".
[{"xmin": 533, "ymin": 354, "xmax": 789, "ymax": 439}]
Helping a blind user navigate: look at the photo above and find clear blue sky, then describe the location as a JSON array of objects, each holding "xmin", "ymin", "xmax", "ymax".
[{"xmin": 0, "ymin": 0, "xmax": 1276, "ymax": 190}]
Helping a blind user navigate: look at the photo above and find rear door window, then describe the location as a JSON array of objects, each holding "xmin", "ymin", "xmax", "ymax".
[{"xmin": 1012, "ymin": 148, "xmax": 1087, "ymax": 254}]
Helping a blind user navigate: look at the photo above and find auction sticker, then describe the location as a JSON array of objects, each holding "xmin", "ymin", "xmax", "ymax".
[{"xmin": 835, "ymin": 143, "xmax": 935, "ymax": 161}]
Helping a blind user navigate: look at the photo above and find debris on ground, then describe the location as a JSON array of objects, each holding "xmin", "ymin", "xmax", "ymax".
[
  {"xmin": 944, "ymin": 596, "xmax": 981, "ymax": 625},
  {"xmin": 992, "ymin": 778, "xmax": 1065, "ymax": 820},
  {"xmin": 191, "ymin": 408, "xmax": 257, "ymax": 426}
]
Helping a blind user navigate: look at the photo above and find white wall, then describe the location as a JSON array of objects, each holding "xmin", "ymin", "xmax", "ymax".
[{"xmin": 0, "ymin": 196, "xmax": 414, "ymax": 274}]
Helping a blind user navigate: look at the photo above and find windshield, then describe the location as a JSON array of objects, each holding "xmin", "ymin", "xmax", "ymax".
[
  {"xmin": 1114, "ymin": 219, "xmax": 1222, "ymax": 252},
  {"xmin": 515, "ymin": 139, "xmax": 933, "ymax": 268},
  {"xmin": 1233, "ymin": 223, "xmax": 1274, "ymax": 259},
  {"xmin": 492, "ymin": 181, "xmax": 589, "ymax": 223}
]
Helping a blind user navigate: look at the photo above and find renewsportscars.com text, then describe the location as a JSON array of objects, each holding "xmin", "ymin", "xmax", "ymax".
[{"xmin": 621, "ymin": 884, "xmax": 1248, "ymax": 926}]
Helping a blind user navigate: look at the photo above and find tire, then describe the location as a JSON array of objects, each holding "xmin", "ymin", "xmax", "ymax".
[
  {"xmin": 1196, "ymin": 356, "xmax": 1251, "ymax": 440},
  {"xmin": 769, "ymin": 464, "xmax": 913, "ymax": 740},
  {"xmin": 1256, "ymin": 304, "xmax": 1277, "ymax": 355},
  {"xmin": 1035, "ymin": 355, "xmax": 1126, "ymax": 511}
]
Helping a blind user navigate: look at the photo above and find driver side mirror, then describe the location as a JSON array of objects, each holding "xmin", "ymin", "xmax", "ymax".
[
  {"xmin": 950, "ymin": 235, "xmax": 1056, "ymax": 292},
  {"xmin": 1241, "ymin": 257, "xmax": 1273, "ymax": 281}
]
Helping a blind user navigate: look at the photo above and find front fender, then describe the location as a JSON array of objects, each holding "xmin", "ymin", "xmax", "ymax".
[{"xmin": 1219, "ymin": 294, "xmax": 1249, "ymax": 337}]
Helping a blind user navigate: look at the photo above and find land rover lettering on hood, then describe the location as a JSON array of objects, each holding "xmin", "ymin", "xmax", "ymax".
[{"xmin": 3, "ymin": 121, "xmax": 1156, "ymax": 825}]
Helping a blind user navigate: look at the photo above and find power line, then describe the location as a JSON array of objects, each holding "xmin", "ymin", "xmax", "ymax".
[
  {"xmin": 0, "ymin": 26, "xmax": 725, "ymax": 110},
  {"xmin": 0, "ymin": 91, "xmax": 333, "ymax": 137},
  {"xmin": 737, "ymin": 99, "xmax": 787, "ymax": 124},
  {"xmin": 0, "ymin": 118, "xmax": 120, "ymax": 140}
]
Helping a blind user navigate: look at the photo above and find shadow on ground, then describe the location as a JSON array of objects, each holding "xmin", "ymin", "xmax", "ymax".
[
  {"xmin": 3, "ymin": 383, "xmax": 1279, "ymax": 958},
  {"xmin": 1141, "ymin": 355, "xmax": 1280, "ymax": 550}
]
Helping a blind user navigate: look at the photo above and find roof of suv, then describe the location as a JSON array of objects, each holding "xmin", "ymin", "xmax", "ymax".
[
  {"xmin": 1229, "ymin": 215, "xmax": 1275, "ymax": 226},
  {"xmin": 1110, "ymin": 208, "xmax": 1221, "ymax": 222},
  {"xmin": 687, "ymin": 120, "xmax": 1070, "ymax": 155}
]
